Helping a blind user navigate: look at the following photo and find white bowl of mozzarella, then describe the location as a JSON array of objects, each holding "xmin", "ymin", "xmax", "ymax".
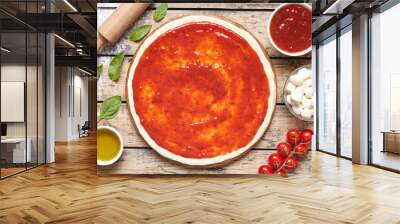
[{"xmin": 284, "ymin": 65, "xmax": 313, "ymax": 122}]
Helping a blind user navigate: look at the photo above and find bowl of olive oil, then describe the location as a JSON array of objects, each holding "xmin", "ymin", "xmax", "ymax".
[{"xmin": 97, "ymin": 126, "xmax": 123, "ymax": 166}]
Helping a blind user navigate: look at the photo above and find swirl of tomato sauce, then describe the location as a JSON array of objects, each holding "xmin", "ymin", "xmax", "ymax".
[
  {"xmin": 132, "ymin": 22, "xmax": 270, "ymax": 158},
  {"xmin": 269, "ymin": 4, "xmax": 312, "ymax": 54}
]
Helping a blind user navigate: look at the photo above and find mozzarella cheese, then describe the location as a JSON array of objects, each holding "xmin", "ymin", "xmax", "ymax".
[
  {"xmin": 291, "ymin": 87, "xmax": 304, "ymax": 104},
  {"xmin": 284, "ymin": 66, "xmax": 313, "ymax": 120},
  {"xmin": 304, "ymin": 87, "xmax": 313, "ymax": 99},
  {"xmin": 285, "ymin": 82, "xmax": 296, "ymax": 94},
  {"xmin": 289, "ymin": 74, "xmax": 304, "ymax": 86},
  {"xmin": 303, "ymin": 79, "xmax": 313, "ymax": 87}
]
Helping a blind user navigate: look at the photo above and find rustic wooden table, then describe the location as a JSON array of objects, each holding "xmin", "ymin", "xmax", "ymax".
[{"xmin": 97, "ymin": 3, "xmax": 312, "ymax": 174}]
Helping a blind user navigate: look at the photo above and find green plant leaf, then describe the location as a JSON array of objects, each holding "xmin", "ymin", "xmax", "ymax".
[
  {"xmin": 97, "ymin": 64, "xmax": 103, "ymax": 79},
  {"xmin": 100, "ymin": 96, "xmax": 121, "ymax": 120},
  {"xmin": 129, "ymin": 25, "xmax": 152, "ymax": 42},
  {"xmin": 108, "ymin": 52, "xmax": 125, "ymax": 81},
  {"xmin": 153, "ymin": 3, "xmax": 168, "ymax": 22}
]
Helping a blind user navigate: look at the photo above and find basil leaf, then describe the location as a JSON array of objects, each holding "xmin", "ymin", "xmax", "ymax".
[
  {"xmin": 153, "ymin": 3, "xmax": 168, "ymax": 22},
  {"xmin": 97, "ymin": 64, "xmax": 103, "ymax": 79},
  {"xmin": 108, "ymin": 52, "xmax": 125, "ymax": 81},
  {"xmin": 129, "ymin": 25, "xmax": 152, "ymax": 42},
  {"xmin": 100, "ymin": 96, "xmax": 121, "ymax": 120}
]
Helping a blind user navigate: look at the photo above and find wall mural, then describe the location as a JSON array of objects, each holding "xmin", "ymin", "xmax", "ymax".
[{"xmin": 96, "ymin": 3, "xmax": 313, "ymax": 175}]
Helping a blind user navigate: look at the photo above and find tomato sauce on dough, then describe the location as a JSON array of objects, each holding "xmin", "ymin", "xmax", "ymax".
[
  {"xmin": 132, "ymin": 22, "xmax": 270, "ymax": 158},
  {"xmin": 269, "ymin": 4, "xmax": 311, "ymax": 53}
]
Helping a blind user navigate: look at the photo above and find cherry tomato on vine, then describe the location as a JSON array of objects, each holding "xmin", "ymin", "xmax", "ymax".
[
  {"xmin": 277, "ymin": 169, "xmax": 287, "ymax": 177},
  {"xmin": 258, "ymin": 164, "xmax": 275, "ymax": 174},
  {"xmin": 268, "ymin": 153, "xmax": 284, "ymax": 170},
  {"xmin": 284, "ymin": 157, "xmax": 299, "ymax": 172},
  {"xmin": 276, "ymin": 142, "xmax": 292, "ymax": 158},
  {"xmin": 294, "ymin": 143, "xmax": 308, "ymax": 158},
  {"xmin": 301, "ymin": 129, "xmax": 314, "ymax": 143},
  {"xmin": 287, "ymin": 129, "xmax": 301, "ymax": 146}
]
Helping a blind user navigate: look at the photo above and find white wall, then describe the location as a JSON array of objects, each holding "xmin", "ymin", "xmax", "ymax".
[
  {"xmin": 1, "ymin": 63, "xmax": 46, "ymax": 164},
  {"xmin": 54, "ymin": 67, "xmax": 89, "ymax": 141},
  {"xmin": 1, "ymin": 65, "xmax": 26, "ymax": 143},
  {"xmin": 72, "ymin": 73, "xmax": 89, "ymax": 138},
  {"xmin": 55, "ymin": 66, "xmax": 69, "ymax": 141},
  {"xmin": 1, "ymin": 65, "xmax": 35, "ymax": 138}
]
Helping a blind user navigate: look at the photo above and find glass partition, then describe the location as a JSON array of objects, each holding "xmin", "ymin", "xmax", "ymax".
[
  {"xmin": 0, "ymin": 1, "xmax": 46, "ymax": 179},
  {"xmin": 28, "ymin": 0, "xmax": 38, "ymax": 170},
  {"xmin": 1, "ymin": 30, "xmax": 28, "ymax": 177}
]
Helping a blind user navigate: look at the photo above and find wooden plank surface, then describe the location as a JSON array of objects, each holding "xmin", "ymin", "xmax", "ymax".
[
  {"xmin": 97, "ymin": 6, "xmax": 311, "ymax": 58},
  {"xmin": 98, "ymin": 104, "xmax": 312, "ymax": 149},
  {"xmin": 98, "ymin": 148, "xmax": 311, "ymax": 175},
  {"xmin": 97, "ymin": 3, "xmax": 313, "ymax": 174},
  {"xmin": 98, "ymin": 3, "xmax": 282, "ymax": 10}
]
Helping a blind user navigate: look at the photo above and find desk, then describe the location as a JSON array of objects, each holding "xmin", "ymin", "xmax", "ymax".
[
  {"xmin": 381, "ymin": 131, "xmax": 400, "ymax": 154},
  {"xmin": 1, "ymin": 138, "xmax": 31, "ymax": 163}
]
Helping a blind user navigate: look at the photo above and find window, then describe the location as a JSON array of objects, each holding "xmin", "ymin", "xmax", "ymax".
[
  {"xmin": 370, "ymin": 3, "xmax": 400, "ymax": 171},
  {"xmin": 317, "ymin": 35, "xmax": 337, "ymax": 155},
  {"xmin": 339, "ymin": 27, "xmax": 352, "ymax": 158}
]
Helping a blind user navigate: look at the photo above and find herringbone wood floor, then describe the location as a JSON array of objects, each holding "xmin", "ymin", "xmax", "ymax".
[{"xmin": 1, "ymin": 135, "xmax": 400, "ymax": 224}]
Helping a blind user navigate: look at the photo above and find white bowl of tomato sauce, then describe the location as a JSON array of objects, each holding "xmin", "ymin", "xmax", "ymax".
[{"xmin": 267, "ymin": 3, "xmax": 312, "ymax": 57}]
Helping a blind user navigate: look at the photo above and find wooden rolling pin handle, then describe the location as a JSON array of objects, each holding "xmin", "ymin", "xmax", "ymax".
[
  {"xmin": 98, "ymin": 3, "xmax": 150, "ymax": 52},
  {"xmin": 97, "ymin": 34, "xmax": 107, "ymax": 52}
]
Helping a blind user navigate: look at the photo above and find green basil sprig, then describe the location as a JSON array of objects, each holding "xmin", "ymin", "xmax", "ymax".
[
  {"xmin": 97, "ymin": 64, "xmax": 103, "ymax": 79},
  {"xmin": 154, "ymin": 3, "xmax": 168, "ymax": 22},
  {"xmin": 129, "ymin": 25, "xmax": 152, "ymax": 42},
  {"xmin": 108, "ymin": 52, "xmax": 125, "ymax": 81},
  {"xmin": 99, "ymin": 96, "xmax": 121, "ymax": 120}
]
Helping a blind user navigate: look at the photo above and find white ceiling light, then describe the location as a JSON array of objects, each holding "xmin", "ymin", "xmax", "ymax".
[
  {"xmin": 63, "ymin": 0, "xmax": 78, "ymax": 12},
  {"xmin": 78, "ymin": 67, "xmax": 93, "ymax": 76},
  {"xmin": 54, "ymin": 34, "xmax": 75, "ymax": 48},
  {"xmin": 1, "ymin": 47, "xmax": 11, "ymax": 53},
  {"xmin": 323, "ymin": 0, "xmax": 355, "ymax": 14},
  {"xmin": 76, "ymin": 48, "xmax": 85, "ymax": 55}
]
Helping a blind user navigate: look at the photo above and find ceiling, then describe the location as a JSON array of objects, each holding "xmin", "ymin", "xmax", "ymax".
[
  {"xmin": 311, "ymin": 0, "xmax": 391, "ymax": 43},
  {"xmin": 0, "ymin": 0, "xmax": 99, "ymax": 75}
]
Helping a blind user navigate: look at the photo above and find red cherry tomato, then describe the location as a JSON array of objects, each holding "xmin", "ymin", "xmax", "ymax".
[
  {"xmin": 287, "ymin": 129, "xmax": 301, "ymax": 146},
  {"xmin": 294, "ymin": 143, "xmax": 308, "ymax": 158},
  {"xmin": 268, "ymin": 153, "xmax": 284, "ymax": 170},
  {"xmin": 301, "ymin": 129, "xmax": 314, "ymax": 143},
  {"xmin": 276, "ymin": 142, "xmax": 292, "ymax": 158},
  {"xmin": 284, "ymin": 157, "xmax": 299, "ymax": 172},
  {"xmin": 277, "ymin": 169, "xmax": 287, "ymax": 177},
  {"xmin": 258, "ymin": 164, "xmax": 275, "ymax": 174}
]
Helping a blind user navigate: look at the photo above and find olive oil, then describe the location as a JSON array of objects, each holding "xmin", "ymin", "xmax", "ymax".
[{"xmin": 97, "ymin": 128, "xmax": 121, "ymax": 162}]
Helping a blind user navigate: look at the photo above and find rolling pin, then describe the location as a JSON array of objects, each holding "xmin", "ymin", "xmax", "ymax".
[{"xmin": 97, "ymin": 3, "xmax": 150, "ymax": 52}]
